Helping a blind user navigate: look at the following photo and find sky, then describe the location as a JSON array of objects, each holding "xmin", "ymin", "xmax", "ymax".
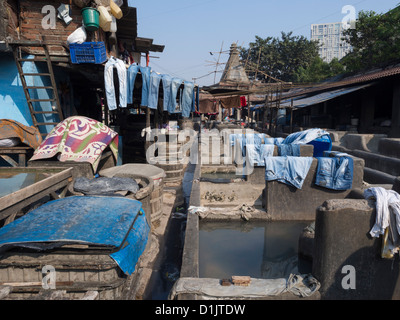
[{"xmin": 128, "ymin": 0, "xmax": 398, "ymax": 86}]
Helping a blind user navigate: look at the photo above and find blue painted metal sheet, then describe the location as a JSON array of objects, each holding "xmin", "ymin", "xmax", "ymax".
[{"xmin": 0, "ymin": 196, "xmax": 150, "ymax": 275}]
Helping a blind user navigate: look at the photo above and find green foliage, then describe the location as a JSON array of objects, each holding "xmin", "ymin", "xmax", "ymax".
[
  {"xmin": 342, "ymin": 6, "xmax": 400, "ymax": 72},
  {"xmin": 240, "ymin": 32, "xmax": 320, "ymax": 83},
  {"xmin": 241, "ymin": 32, "xmax": 344, "ymax": 84},
  {"xmin": 294, "ymin": 57, "xmax": 345, "ymax": 84},
  {"xmin": 241, "ymin": 5, "xmax": 400, "ymax": 84}
]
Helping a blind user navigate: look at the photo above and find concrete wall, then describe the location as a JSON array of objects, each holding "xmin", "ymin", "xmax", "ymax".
[
  {"xmin": 262, "ymin": 156, "xmax": 364, "ymax": 221},
  {"xmin": 338, "ymin": 133, "xmax": 387, "ymax": 153},
  {"xmin": 246, "ymin": 145, "xmax": 314, "ymax": 185},
  {"xmin": 330, "ymin": 133, "xmax": 400, "ymax": 182},
  {"xmin": 351, "ymin": 149, "xmax": 400, "ymax": 177},
  {"xmin": 378, "ymin": 138, "xmax": 400, "ymax": 159},
  {"xmin": 313, "ymin": 199, "xmax": 400, "ymax": 300}
]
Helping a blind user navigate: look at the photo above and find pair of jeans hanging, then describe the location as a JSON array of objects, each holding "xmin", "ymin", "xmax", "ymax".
[
  {"xmin": 161, "ymin": 74, "xmax": 172, "ymax": 112},
  {"xmin": 104, "ymin": 57, "xmax": 127, "ymax": 110},
  {"xmin": 192, "ymin": 85, "xmax": 199, "ymax": 112},
  {"xmin": 127, "ymin": 64, "xmax": 151, "ymax": 106},
  {"xmin": 148, "ymin": 72, "xmax": 162, "ymax": 110},
  {"xmin": 170, "ymin": 77, "xmax": 183, "ymax": 113},
  {"xmin": 182, "ymin": 81, "xmax": 194, "ymax": 118}
]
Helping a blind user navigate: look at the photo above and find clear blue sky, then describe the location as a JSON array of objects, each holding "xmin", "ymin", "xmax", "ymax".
[{"xmin": 128, "ymin": 0, "xmax": 398, "ymax": 86}]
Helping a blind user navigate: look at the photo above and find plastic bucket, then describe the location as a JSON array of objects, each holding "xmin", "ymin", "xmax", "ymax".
[
  {"xmin": 81, "ymin": 7, "xmax": 100, "ymax": 31},
  {"xmin": 307, "ymin": 134, "xmax": 332, "ymax": 157}
]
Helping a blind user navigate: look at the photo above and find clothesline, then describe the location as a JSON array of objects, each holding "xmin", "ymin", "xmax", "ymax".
[{"xmin": 104, "ymin": 56, "xmax": 199, "ymax": 116}]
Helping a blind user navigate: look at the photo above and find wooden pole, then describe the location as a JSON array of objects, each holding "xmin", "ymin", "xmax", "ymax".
[{"xmin": 290, "ymin": 99, "xmax": 294, "ymax": 133}]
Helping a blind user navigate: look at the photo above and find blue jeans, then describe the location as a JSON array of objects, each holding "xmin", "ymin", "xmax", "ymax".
[
  {"xmin": 283, "ymin": 128, "xmax": 330, "ymax": 145},
  {"xmin": 104, "ymin": 57, "xmax": 127, "ymax": 110},
  {"xmin": 246, "ymin": 144, "xmax": 275, "ymax": 166},
  {"xmin": 182, "ymin": 81, "xmax": 194, "ymax": 117},
  {"xmin": 127, "ymin": 64, "xmax": 151, "ymax": 106},
  {"xmin": 315, "ymin": 152, "xmax": 353, "ymax": 190},
  {"xmin": 170, "ymin": 77, "xmax": 183, "ymax": 113},
  {"xmin": 148, "ymin": 72, "xmax": 162, "ymax": 110},
  {"xmin": 192, "ymin": 85, "xmax": 199, "ymax": 112},
  {"xmin": 264, "ymin": 137, "xmax": 284, "ymax": 145},
  {"xmin": 278, "ymin": 144, "xmax": 300, "ymax": 156},
  {"xmin": 265, "ymin": 156, "xmax": 313, "ymax": 189},
  {"xmin": 244, "ymin": 133, "xmax": 265, "ymax": 146},
  {"xmin": 161, "ymin": 74, "xmax": 172, "ymax": 111}
]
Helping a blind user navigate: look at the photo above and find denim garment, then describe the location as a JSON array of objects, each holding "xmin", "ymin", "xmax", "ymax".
[
  {"xmin": 264, "ymin": 137, "xmax": 284, "ymax": 145},
  {"xmin": 148, "ymin": 72, "xmax": 162, "ymax": 110},
  {"xmin": 230, "ymin": 134, "xmax": 245, "ymax": 164},
  {"xmin": 244, "ymin": 134, "xmax": 266, "ymax": 166},
  {"xmin": 139, "ymin": 66, "xmax": 151, "ymax": 107},
  {"xmin": 283, "ymin": 128, "xmax": 329, "ymax": 145},
  {"xmin": 170, "ymin": 77, "xmax": 183, "ymax": 113},
  {"xmin": 127, "ymin": 64, "xmax": 151, "ymax": 106},
  {"xmin": 230, "ymin": 133, "xmax": 244, "ymax": 147},
  {"xmin": 104, "ymin": 57, "xmax": 127, "ymax": 110},
  {"xmin": 278, "ymin": 144, "xmax": 301, "ymax": 157},
  {"xmin": 127, "ymin": 63, "xmax": 139, "ymax": 104},
  {"xmin": 315, "ymin": 153, "xmax": 353, "ymax": 190},
  {"xmin": 161, "ymin": 74, "xmax": 172, "ymax": 112},
  {"xmin": 247, "ymin": 144, "xmax": 274, "ymax": 166},
  {"xmin": 244, "ymin": 133, "xmax": 265, "ymax": 146},
  {"xmin": 264, "ymin": 156, "xmax": 313, "ymax": 189},
  {"xmin": 192, "ymin": 85, "xmax": 199, "ymax": 112},
  {"xmin": 182, "ymin": 81, "xmax": 194, "ymax": 117}
]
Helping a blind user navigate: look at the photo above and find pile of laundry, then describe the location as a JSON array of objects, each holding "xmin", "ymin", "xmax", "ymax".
[{"xmin": 365, "ymin": 187, "xmax": 400, "ymax": 259}]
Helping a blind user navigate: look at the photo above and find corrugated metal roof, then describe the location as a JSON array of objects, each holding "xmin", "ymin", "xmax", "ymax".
[
  {"xmin": 279, "ymin": 64, "xmax": 400, "ymax": 102},
  {"xmin": 280, "ymin": 83, "xmax": 373, "ymax": 109}
]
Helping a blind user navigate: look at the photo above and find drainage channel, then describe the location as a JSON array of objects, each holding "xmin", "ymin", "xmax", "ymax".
[{"xmin": 144, "ymin": 163, "xmax": 195, "ymax": 300}]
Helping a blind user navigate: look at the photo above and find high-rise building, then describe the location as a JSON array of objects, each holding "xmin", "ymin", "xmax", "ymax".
[{"xmin": 310, "ymin": 22, "xmax": 352, "ymax": 62}]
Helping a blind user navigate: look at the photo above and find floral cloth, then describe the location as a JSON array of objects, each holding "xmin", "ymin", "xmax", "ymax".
[{"xmin": 30, "ymin": 116, "xmax": 118, "ymax": 172}]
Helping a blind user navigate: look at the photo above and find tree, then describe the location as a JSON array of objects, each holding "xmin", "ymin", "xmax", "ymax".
[
  {"xmin": 240, "ymin": 32, "xmax": 320, "ymax": 83},
  {"xmin": 294, "ymin": 57, "xmax": 345, "ymax": 84},
  {"xmin": 342, "ymin": 6, "xmax": 400, "ymax": 73}
]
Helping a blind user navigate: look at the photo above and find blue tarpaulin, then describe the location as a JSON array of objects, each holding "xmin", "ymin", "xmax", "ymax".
[{"xmin": 0, "ymin": 196, "xmax": 150, "ymax": 275}]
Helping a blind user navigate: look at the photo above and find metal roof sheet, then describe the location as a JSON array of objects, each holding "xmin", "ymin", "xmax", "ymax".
[{"xmin": 280, "ymin": 83, "xmax": 373, "ymax": 109}]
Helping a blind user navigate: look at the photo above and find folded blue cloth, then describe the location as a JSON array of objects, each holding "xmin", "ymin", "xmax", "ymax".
[
  {"xmin": 246, "ymin": 144, "xmax": 275, "ymax": 166},
  {"xmin": 277, "ymin": 144, "xmax": 301, "ymax": 157},
  {"xmin": 265, "ymin": 156, "xmax": 313, "ymax": 189},
  {"xmin": 283, "ymin": 128, "xmax": 330, "ymax": 145},
  {"xmin": 315, "ymin": 152, "xmax": 353, "ymax": 190}
]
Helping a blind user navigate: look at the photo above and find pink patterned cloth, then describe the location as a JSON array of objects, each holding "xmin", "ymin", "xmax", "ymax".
[{"xmin": 30, "ymin": 116, "xmax": 118, "ymax": 172}]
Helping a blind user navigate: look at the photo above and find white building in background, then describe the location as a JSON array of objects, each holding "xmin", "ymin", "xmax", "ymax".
[{"xmin": 311, "ymin": 22, "xmax": 352, "ymax": 62}]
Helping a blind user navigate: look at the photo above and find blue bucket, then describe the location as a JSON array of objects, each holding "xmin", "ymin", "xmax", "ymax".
[{"xmin": 307, "ymin": 134, "xmax": 332, "ymax": 157}]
